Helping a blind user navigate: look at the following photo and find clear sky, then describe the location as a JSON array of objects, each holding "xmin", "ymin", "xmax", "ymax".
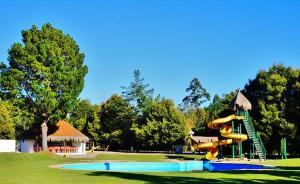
[{"xmin": 1, "ymin": 0, "xmax": 300, "ymax": 105}]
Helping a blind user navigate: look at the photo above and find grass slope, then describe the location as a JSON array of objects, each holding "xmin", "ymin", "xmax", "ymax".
[{"xmin": 0, "ymin": 152, "xmax": 299, "ymax": 184}]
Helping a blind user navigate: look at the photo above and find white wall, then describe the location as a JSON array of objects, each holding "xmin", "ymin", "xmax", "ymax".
[
  {"xmin": 20, "ymin": 139, "xmax": 35, "ymax": 153},
  {"xmin": 73, "ymin": 142, "xmax": 86, "ymax": 154},
  {"xmin": 0, "ymin": 140, "xmax": 16, "ymax": 152},
  {"xmin": 81, "ymin": 142, "xmax": 86, "ymax": 154}
]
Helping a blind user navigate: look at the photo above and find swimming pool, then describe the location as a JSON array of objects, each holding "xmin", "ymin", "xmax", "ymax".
[{"xmin": 60, "ymin": 161, "xmax": 272, "ymax": 172}]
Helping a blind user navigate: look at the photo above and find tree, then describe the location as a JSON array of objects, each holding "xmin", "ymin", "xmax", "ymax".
[
  {"xmin": 0, "ymin": 24, "xmax": 88, "ymax": 150},
  {"xmin": 121, "ymin": 70, "xmax": 154, "ymax": 113},
  {"xmin": 138, "ymin": 98, "xmax": 187, "ymax": 151},
  {"xmin": 182, "ymin": 78, "xmax": 210, "ymax": 111},
  {"xmin": 0, "ymin": 101, "xmax": 15, "ymax": 139},
  {"xmin": 205, "ymin": 94, "xmax": 223, "ymax": 122},
  {"xmin": 285, "ymin": 69, "xmax": 300, "ymax": 154},
  {"xmin": 185, "ymin": 107, "xmax": 206, "ymax": 129},
  {"xmin": 189, "ymin": 108, "xmax": 208, "ymax": 136},
  {"xmin": 244, "ymin": 64, "xmax": 298, "ymax": 154},
  {"xmin": 6, "ymin": 101, "xmax": 34, "ymax": 139},
  {"xmin": 181, "ymin": 78, "xmax": 210, "ymax": 134},
  {"xmin": 69, "ymin": 99, "xmax": 101, "ymax": 143},
  {"xmin": 99, "ymin": 94, "xmax": 137, "ymax": 149}
]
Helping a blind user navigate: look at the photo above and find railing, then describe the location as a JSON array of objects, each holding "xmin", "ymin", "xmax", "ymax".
[
  {"xmin": 48, "ymin": 146, "xmax": 78, "ymax": 154},
  {"xmin": 240, "ymin": 111, "xmax": 266, "ymax": 160},
  {"xmin": 256, "ymin": 133, "xmax": 267, "ymax": 159},
  {"xmin": 244, "ymin": 112, "xmax": 257, "ymax": 139}
]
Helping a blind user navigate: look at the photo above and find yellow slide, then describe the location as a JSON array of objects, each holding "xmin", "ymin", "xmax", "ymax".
[{"xmin": 194, "ymin": 114, "xmax": 248, "ymax": 160}]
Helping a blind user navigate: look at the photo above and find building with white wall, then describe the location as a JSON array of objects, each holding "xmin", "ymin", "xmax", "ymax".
[
  {"xmin": 20, "ymin": 120, "xmax": 89, "ymax": 154},
  {"xmin": 0, "ymin": 140, "xmax": 16, "ymax": 152}
]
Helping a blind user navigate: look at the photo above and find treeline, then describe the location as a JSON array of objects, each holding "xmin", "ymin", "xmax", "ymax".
[
  {"xmin": 69, "ymin": 70, "xmax": 187, "ymax": 151},
  {"xmin": 68, "ymin": 64, "xmax": 300, "ymax": 155},
  {"xmin": 244, "ymin": 65, "xmax": 300, "ymax": 155},
  {"xmin": 0, "ymin": 23, "xmax": 299, "ymax": 155}
]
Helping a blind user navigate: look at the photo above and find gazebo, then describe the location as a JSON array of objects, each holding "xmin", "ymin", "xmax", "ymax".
[
  {"xmin": 229, "ymin": 90, "xmax": 252, "ymax": 111},
  {"xmin": 20, "ymin": 120, "xmax": 89, "ymax": 154},
  {"xmin": 47, "ymin": 120, "xmax": 89, "ymax": 154}
]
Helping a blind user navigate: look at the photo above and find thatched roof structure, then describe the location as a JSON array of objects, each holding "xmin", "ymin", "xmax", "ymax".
[
  {"xmin": 47, "ymin": 120, "xmax": 89, "ymax": 142},
  {"xmin": 229, "ymin": 90, "xmax": 252, "ymax": 111},
  {"xmin": 191, "ymin": 136, "xmax": 219, "ymax": 143}
]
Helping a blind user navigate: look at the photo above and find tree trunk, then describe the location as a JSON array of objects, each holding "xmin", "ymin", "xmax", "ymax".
[{"xmin": 41, "ymin": 121, "xmax": 48, "ymax": 151}]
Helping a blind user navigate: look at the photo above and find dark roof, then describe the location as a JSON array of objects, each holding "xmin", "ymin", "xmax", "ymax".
[{"xmin": 229, "ymin": 90, "xmax": 252, "ymax": 111}]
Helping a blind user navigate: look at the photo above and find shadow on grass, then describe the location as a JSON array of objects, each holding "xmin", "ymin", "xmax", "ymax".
[
  {"xmin": 277, "ymin": 166, "xmax": 300, "ymax": 170},
  {"xmin": 165, "ymin": 155, "xmax": 196, "ymax": 161},
  {"xmin": 213, "ymin": 169, "xmax": 300, "ymax": 182},
  {"xmin": 86, "ymin": 170, "xmax": 300, "ymax": 184}
]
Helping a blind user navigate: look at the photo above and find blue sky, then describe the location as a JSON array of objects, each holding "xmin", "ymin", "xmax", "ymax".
[{"xmin": 1, "ymin": 0, "xmax": 300, "ymax": 106}]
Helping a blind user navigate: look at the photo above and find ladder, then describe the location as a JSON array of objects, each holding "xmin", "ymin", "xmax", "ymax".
[{"xmin": 238, "ymin": 111, "xmax": 266, "ymax": 160}]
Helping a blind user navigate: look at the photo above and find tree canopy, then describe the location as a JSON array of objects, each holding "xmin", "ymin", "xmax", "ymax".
[
  {"xmin": 69, "ymin": 99, "xmax": 101, "ymax": 143},
  {"xmin": 0, "ymin": 23, "xmax": 87, "ymax": 149},
  {"xmin": 244, "ymin": 64, "xmax": 299, "ymax": 154},
  {"xmin": 182, "ymin": 78, "xmax": 210, "ymax": 111},
  {"xmin": 121, "ymin": 70, "xmax": 154, "ymax": 113},
  {"xmin": 99, "ymin": 94, "xmax": 137, "ymax": 149},
  {"xmin": 133, "ymin": 98, "xmax": 187, "ymax": 151},
  {"xmin": 0, "ymin": 101, "xmax": 15, "ymax": 139},
  {"xmin": 181, "ymin": 78, "xmax": 210, "ymax": 136}
]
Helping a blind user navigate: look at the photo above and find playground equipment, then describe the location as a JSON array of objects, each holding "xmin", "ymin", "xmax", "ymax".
[
  {"xmin": 193, "ymin": 90, "xmax": 266, "ymax": 160},
  {"xmin": 195, "ymin": 115, "xmax": 248, "ymax": 160}
]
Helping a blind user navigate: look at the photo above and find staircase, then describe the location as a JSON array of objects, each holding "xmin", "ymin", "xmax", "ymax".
[{"xmin": 238, "ymin": 111, "xmax": 266, "ymax": 160}]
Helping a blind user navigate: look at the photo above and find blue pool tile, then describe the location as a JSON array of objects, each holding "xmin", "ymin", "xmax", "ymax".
[{"xmin": 61, "ymin": 161, "xmax": 269, "ymax": 172}]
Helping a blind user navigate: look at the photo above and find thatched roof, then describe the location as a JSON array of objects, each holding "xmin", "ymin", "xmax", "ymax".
[
  {"xmin": 47, "ymin": 120, "xmax": 89, "ymax": 142},
  {"xmin": 191, "ymin": 136, "xmax": 219, "ymax": 143},
  {"xmin": 229, "ymin": 90, "xmax": 252, "ymax": 111}
]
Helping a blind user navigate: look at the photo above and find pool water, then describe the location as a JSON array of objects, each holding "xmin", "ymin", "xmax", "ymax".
[{"xmin": 61, "ymin": 161, "xmax": 270, "ymax": 172}]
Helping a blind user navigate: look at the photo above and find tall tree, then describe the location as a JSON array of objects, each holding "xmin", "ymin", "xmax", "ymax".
[
  {"xmin": 137, "ymin": 98, "xmax": 187, "ymax": 151},
  {"xmin": 0, "ymin": 23, "xmax": 88, "ymax": 150},
  {"xmin": 182, "ymin": 78, "xmax": 210, "ymax": 110},
  {"xmin": 69, "ymin": 99, "xmax": 101, "ymax": 143},
  {"xmin": 244, "ymin": 64, "xmax": 297, "ymax": 154},
  {"xmin": 99, "ymin": 94, "xmax": 137, "ymax": 149},
  {"xmin": 121, "ymin": 70, "xmax": 154, "ymax": 113},
  {"xmin": 285, "ymin": 69, "xmax": 300, "ymax": 154},
  {"xmin": 181, "ymin": 78, "xmax": 210, "ymax": 133}
]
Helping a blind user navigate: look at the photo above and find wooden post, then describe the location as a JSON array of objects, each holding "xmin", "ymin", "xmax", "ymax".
[{"xmin": 41, "ymin": 122, "xmax": 48, "ymax": 151}]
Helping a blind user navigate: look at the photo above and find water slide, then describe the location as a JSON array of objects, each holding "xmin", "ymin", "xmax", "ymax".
[{"xmin": 194, "ymin": 115, "xmax": 248, "ymax": 160}]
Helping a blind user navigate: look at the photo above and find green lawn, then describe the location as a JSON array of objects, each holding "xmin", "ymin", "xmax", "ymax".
[{"xmin": 0, "ymin": 152, "xmax": 299, "ymax": 184}]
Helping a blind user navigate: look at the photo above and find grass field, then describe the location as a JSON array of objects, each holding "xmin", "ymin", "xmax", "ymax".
[{"xmin": 0, "ymin": 152, "xmax": 299, "ymax": 184}]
